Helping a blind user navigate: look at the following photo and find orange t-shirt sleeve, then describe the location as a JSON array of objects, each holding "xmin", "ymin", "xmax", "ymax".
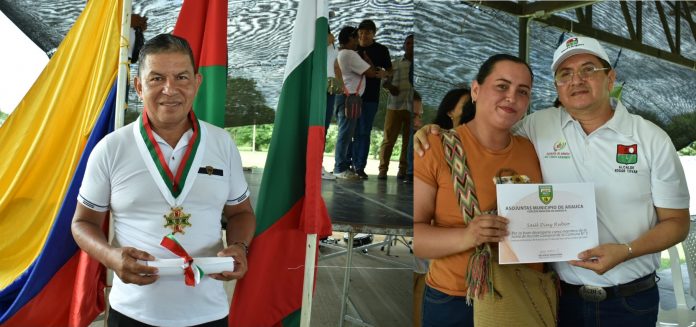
[{"xmin": 414, "ymin": 133, "xmax": 446, "ymax": 189}]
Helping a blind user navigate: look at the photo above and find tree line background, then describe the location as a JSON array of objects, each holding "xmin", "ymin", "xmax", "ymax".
[
  {"xmin": 226, "ymin": 77, "xmax": 420, "ymax": 161},
  {"xmin": 17, "ymin": 76, "xmax": 687, "ymax": 157},
  {"xmin": 223, "ymin": 76, "xmax": 695, "ymax": 157}
]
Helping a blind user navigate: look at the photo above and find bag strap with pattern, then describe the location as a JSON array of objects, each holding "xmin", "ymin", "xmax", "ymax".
[
  {"xmin": 342, "ymin": 76, "xmax": 363, "ymax": 96},
  {"xmin": 440, "ymin": 128, "xmax": 493, "ymax": 303}
]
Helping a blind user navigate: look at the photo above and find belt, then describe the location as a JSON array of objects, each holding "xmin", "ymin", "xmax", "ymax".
[{"xmin": 560, "ymin": 272, "xmax": 656, "ymax": 302}]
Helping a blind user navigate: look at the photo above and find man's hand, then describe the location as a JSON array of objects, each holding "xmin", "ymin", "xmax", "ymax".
[
  {"xmin": 109, "ymin": 247, "xmax": 159, "ymax": 285},
  {"xmin": 569, "ymin": 243, "xmax": 631, "ymax": 275},
  {"xmin": 464, "ymin": 214, "xmax": 509, "ymax": 247},
  {"xmin": 210, "ymin": 243, "xmax": 248, "ymax": 281},
  {"xmin": 414, "ymin": 124, "xmax": 442, "ymax": 157}
]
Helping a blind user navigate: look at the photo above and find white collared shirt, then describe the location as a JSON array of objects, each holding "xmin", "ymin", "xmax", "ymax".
[
  {"xmin": 514, "ymin": 100, "xmax": 690, "ymax": 286},
  {"xmin": 77, "ymin": 120, "xmax": 249, "ymax": 325}
]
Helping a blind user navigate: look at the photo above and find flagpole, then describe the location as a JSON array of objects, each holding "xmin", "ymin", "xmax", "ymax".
[
  {"xmin": 300, "ymin": 233, "xmax": 317, "ymax": 327},
  {"xmin": 300, "ymin": 1, "xmax": 325, "ymax": 326},
  {"xmin": 114, "ymin": 0, "xmax": 131, "ymax": 131},
  {"xmin": 106, "ymin": 0, "xmax": 132, "ymax": 324}
]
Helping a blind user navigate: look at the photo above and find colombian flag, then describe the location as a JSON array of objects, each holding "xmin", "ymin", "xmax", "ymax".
[
  {"xmin": 229, "ymin": 1, "xmax": 332, "ymax": 326},
  {"xmin": 0, "ymin": 0, "xmax": 121, "ymax": 325}
]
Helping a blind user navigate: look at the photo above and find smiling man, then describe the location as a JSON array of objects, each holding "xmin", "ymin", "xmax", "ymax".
[
  {"xmin": 414, "ymin": 36, "xmax": 690, "ymax": 327},
  {"xmin": 513, "ymin": 35, "xmax": 690, "ymax": 327},
  {"xmin": 71, "ymin": 34, "xmax": 256, "ymax": 326}
]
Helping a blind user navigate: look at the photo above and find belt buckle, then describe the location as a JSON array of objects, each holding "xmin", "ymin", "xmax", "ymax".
[{"xmin": 579, "ymin": 285, "xmax": 607, "ymax": 302}]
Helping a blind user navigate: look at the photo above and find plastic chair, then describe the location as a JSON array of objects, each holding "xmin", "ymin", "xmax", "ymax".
[
  {"xmin": 683, "ymin": 220, "xmax": 696, "ymax": 299},
  {"xmin": 657, "ymin": 245, "xmax": 696, "ymax": 326}
]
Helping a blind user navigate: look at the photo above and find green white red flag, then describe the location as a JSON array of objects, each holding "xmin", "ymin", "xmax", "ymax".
[
  {"xmin": 229, "ymin": 0, "xmax": 331, "ymax": 325},
  {"xmin": 173, "ymin": 0, "xmax": 227, "ymax": 127}
]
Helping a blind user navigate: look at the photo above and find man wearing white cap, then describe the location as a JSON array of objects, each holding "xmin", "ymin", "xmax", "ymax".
[
  {"xmin": 515, "ymin": 35, "xmax": 690, "ymax": 326},
  {"xmin": 413, "ymin": 36, "xmax": 690, "ymax": 326}
]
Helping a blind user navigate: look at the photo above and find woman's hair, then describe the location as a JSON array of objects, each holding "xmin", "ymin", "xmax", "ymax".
[
  {"xmin": 475, "ymin": 53, "xmax": 534, "ymax": 85},
  {"xmin": 432, "ymin": 88, "xmax": 473, "ymax": 129}
]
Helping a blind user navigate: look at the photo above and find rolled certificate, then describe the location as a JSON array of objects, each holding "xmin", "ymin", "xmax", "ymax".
[{"xmin": 138, "ymin": 257, "xmax": 235, "ymax": 276}]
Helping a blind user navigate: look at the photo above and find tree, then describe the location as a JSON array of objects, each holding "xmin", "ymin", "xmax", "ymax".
[
  {"xmin": 664, "ymin": 112, "xmax": 696, "ymax": 151},
  {"xmin": 0, "ymin": 111, "xmax": 8, "ymax": 127},
  {"xmin": 225, "ymin": 77, "xmax": 275, "ymax": 127},
  {"xmin": 679, "ymin": 142, "xmax": 696, "ymax": 156},
  {"xmin": 228, "ymin": 124, "xmax": 273, "ymax": 151},
  {"xmin": 628, "ymin": 107, "xmax": 696, "ymax": 151}
]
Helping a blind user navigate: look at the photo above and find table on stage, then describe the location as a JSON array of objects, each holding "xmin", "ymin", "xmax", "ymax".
[{"xmin": 243, "ymin": 168, "xmax": 413, "ymax": 327}]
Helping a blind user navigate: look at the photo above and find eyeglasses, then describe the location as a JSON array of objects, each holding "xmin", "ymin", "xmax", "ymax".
[{"xmin": 554, "ymin": 66, "xmax": 610, "ymax": 85}]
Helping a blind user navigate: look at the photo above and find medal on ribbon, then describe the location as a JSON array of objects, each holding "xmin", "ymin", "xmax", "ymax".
[
  {"xmin": 164, "ymin": 206, "xmax": 192, "ymax": 234},
  {"xmin": 136, "ymin": 109, "xmax": 205, "ymax": 235}
]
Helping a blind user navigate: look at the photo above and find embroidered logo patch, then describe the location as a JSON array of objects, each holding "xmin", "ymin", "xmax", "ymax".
[
  {"xmin": 538, "ymin": 185, "xmax": 553, "ymax": 205},
  {"xmin": 616, "ymin": 144, "xmax": 638, "ymax": 164},
  {"xmin": 544, "ymin": 139, "xmax": 571, "ymax": 159},
  {"xmin": 565, "ymin": 37, "xmax": 579, "ymax": 49}
]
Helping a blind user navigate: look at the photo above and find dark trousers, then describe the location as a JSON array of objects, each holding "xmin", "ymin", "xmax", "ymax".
[
  {"xmin": 108, "ymin": 306, "xmax": 228, "ymax": 327},
  {"xmin": 558, "ymin": 282, "xmax": 659, "ymax": 327}
]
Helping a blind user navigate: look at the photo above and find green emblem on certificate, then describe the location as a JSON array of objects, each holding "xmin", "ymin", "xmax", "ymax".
[
  {"xmin": 539, "ymin": 185, "xmax": 553, "ymax": 205},
  {"xmin": 164, "ymin": 206, "xmax": 192, "ymax": 234}
]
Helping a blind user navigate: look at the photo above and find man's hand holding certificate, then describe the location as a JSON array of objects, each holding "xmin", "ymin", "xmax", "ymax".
[{"xmin": 496, "ymin": 183, "xmax": 599, "ymax": 264}]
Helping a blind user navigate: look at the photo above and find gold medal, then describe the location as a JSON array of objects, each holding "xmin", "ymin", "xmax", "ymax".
[{"xmin": 163, "ymin": 206, "xmax": 192, "ymax": 234}]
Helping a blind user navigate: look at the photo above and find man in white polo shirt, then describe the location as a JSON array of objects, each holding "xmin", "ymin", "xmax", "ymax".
[
  {"xmin": 516, "ymin": 35, "xmax": 690, "ymax": 327},
  {"xmin": 71, "ymin": 34, "xmax": 256, "ymax": 326},
  {"xmin": 414, "ymin": 36, "xmax": 690, "ymax": 326}
]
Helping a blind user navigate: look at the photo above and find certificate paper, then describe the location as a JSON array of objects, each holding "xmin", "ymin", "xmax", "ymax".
[
  {"xmin": 496, "ymin": 183, "xmax": 598, "ymax": 264},
  {"xmin": 138, "ymin": 257, "xmax": 235, "ymax": 276}
]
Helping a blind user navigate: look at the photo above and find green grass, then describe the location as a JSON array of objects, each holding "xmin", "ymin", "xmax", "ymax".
[{"xmin": 660, "ymin": 257, "xmax": 686, "ymax": 270}]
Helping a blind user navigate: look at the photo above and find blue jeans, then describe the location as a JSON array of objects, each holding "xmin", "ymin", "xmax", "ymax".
[
  {"xmin": 422, "ymin": 285, "xmax": 473, "ymax": 327},
  {"xmin": 333, "ymin": 94, "xmax": 357, "ymax": 173},
  {"xmin": 352, "ymin": 101, "xmax": 378, "ymax": 171},
  {"xmin": 324, "ymin": 93, "xmax": 335, "ymax": 140},
  {"xmin": 558, "ymin": 282, "xmax": 659, "ymax": 327}
]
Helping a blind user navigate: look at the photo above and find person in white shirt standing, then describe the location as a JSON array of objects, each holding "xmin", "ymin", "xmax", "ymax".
[
  {"xmin": 332, "ymin": 26, "xmax": 385, "ymax": 179},
  {"xmin": 322, "ymin": 28, "xmax": 342, "ymax": 180}
]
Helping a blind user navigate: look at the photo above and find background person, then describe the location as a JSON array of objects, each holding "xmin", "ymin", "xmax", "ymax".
[
  {"xmin": 352, "ymin": 19, "xmax": 392, "ymax": 180},
  {"xmin": 432, "ymin": 87, "xmax": 474, "ymax": 129},
  {"xmin": 378, "ymin": 34, "xmax": 413, "ymax": 180}
]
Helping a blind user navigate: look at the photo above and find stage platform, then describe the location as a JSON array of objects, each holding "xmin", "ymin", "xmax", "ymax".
[
  {"xmin": 245, "ymin": 168, "xmax": 414, "ymax": 327},
  {"xmin": 244, "ymin": 168, "xmax": 413, "ymax": 237}
]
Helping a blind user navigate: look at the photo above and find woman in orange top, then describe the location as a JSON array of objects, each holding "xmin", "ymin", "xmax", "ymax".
[{"xmin": 414, "ymin": 54, "xmax": 543, "ymax": 326}]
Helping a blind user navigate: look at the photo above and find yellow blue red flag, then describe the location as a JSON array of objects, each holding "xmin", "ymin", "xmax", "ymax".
[{"xmin": 0, "ymin": 0, "xmax": 121, "ymax": 325}]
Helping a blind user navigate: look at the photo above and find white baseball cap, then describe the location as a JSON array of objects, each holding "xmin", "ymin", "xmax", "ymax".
[{"xmin": 551, "ymin": 36, "xmax": 610, "ymax": 72}]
